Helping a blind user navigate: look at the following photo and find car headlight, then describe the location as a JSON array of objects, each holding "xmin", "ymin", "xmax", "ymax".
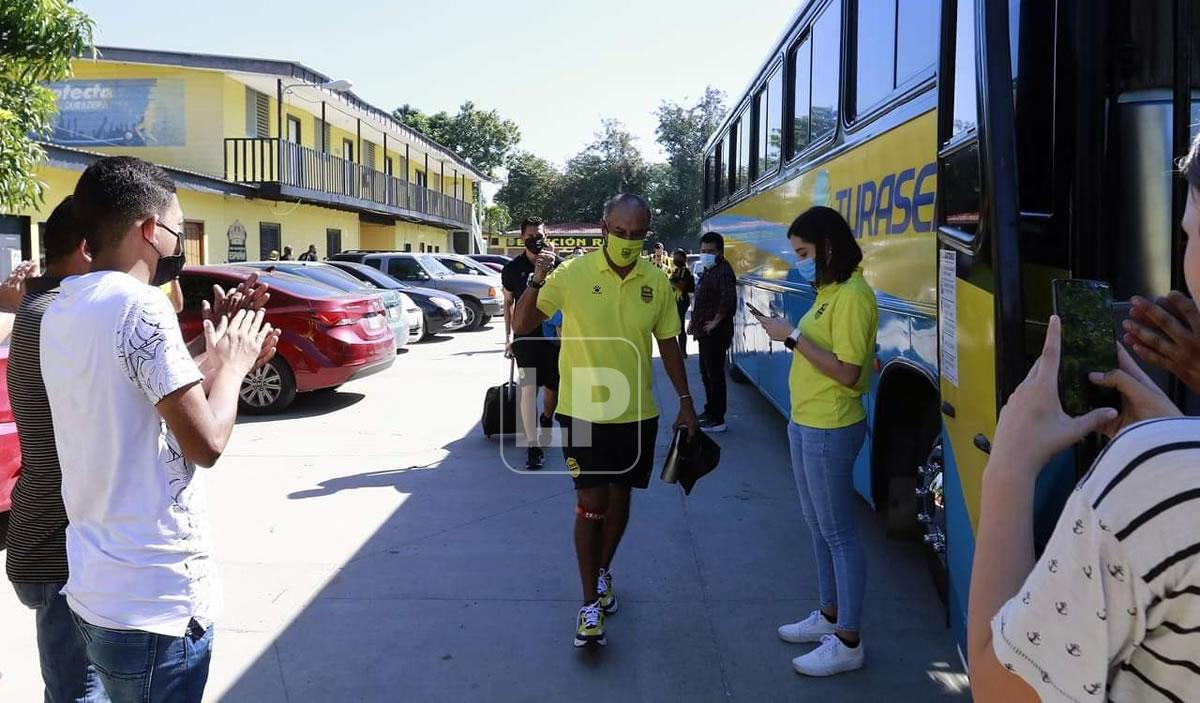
[
  {"xmin": 487, "ymin": 286, "xmax": 498, "ymax": 298},
  {"xmin": 432, "ymin": 297, "xmax": 454, "ymax": 310}
]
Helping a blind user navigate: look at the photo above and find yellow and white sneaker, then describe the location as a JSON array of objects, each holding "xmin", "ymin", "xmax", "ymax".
[
  {"xmin": 574, "ymin": 601, "xmax": 606, "ymax": 647},
  {"xmin": 597, "ymin": 569, "xmax": 618, "ymax": 614}
]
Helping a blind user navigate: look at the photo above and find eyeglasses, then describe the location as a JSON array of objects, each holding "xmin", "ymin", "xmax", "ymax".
[{"xmin": 155, "ymin": 221, "xmax": 183, "ymax": 239}]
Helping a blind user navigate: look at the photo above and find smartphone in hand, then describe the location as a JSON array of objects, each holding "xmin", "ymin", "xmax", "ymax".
[
  {"xmin": 747, "ymin": 302, "xmax": 767, "ymax": 318},
  {"xmin": 1051, "ymin": 279, "xmax": 1120, "ymax": 416}
]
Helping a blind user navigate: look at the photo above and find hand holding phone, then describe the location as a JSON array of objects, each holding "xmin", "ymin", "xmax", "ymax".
[
  {"xmin": 1051, "ymin": 279, "xmax": 1120, "ymax": 416},
  {"xmin": 747, "ymin": 302, "xmax": 767, "ymax": 318}
]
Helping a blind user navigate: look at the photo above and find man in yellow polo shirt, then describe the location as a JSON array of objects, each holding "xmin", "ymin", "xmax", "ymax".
[{"xmin": 513, "ymin": 193, "xmax": 698, "ymax": 648}]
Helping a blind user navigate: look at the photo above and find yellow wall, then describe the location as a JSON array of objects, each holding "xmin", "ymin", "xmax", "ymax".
[{"xmin": 69, "ymin": 61, "xmax": 226, "ymax": 178}]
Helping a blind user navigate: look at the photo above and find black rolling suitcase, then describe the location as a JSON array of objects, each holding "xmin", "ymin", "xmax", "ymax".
[{"xmin": 482, "ymin": 360, "xmax": 518, "ymax": 438}]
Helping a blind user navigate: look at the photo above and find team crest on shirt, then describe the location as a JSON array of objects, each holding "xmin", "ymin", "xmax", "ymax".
[
  {"xmin": 641, "ymin": 285, "xmax": 653, "ymax": 303},
  {"xmin": 593, "ymin": 284, "xmax": 602, "ymax": 295},
  {"xmin": 567, "ymin": 457, "xmax": 581, "ymax": 478},
  {"xmin": 814, "ymin": 303, "xmax": 829, "ymax": 319}
]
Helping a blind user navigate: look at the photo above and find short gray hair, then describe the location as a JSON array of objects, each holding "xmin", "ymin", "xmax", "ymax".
[{"xmin": 602, "ymin": 193, "xmax": 651, "ymax": 220}]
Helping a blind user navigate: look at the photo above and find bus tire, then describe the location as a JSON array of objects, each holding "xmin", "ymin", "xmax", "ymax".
[{"xmin": 885, "ymin": 473, "xmax": 921, "ymax": 539}]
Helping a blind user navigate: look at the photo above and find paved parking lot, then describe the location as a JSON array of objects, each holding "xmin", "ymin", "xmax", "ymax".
[{"xmin": 0, "ymin": 323, "xmax": 968, "ymax": 702}]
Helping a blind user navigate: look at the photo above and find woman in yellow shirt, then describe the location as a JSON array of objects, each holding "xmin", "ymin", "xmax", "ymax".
[{"xmin": 755, "ymin": 206, "xmax": 878, "ymax": 677}]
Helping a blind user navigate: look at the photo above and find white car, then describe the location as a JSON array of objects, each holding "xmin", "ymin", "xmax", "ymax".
[{"xmin": 396, "ymin": 292, "xmax": 423, "ymax": 344}]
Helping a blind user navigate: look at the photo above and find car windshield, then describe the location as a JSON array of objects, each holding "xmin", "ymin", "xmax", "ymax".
[
  {"xmin": 331, "ymin": 262, "xmax": 404, "ymax": 290},
  {"xmin": 419, "ymin": 254, "xmax": 454, "ymax": 277},
  {"xmin": 252, "ymin": 264, "xmax": 369, "ymax": 292},
  {"xmin": 233, "ymin": 270, "xmax": 349, "ymax": 300}
]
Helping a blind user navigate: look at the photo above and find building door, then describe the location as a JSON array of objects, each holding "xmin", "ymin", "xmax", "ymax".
[
  {"xmin": 259, "ymin": 222, "xmax": 281, "ymax": 260},
  {"xmin": 286, "ymin": 116, "xmax": 302, "ymax": 185},
  {"xmin": 0, "ymin": 215, "xmax": 29, "ymax": 279},
  {"xmin": 326, "ymin": 228, "xmax": 342, "ymax": 258},
  {"xmin": 342, "ymin": 139, "xmax": 355, "ymax": 197},
  {"xmin": 183, "ymin": 221, "xmax": 205, "ymax": 264}
]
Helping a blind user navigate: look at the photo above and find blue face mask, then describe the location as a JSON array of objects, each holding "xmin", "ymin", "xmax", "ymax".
[
  {"xmin": 699, "ymin": 253, "xmax": 717, "ymax": 270},
  {"xmin": 795, "ymin": 257, "xmax": 817, "ymax": 282}
]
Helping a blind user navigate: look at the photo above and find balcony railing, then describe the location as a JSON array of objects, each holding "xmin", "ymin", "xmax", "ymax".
[{"xmin": 224, "ymin": 138, "xmax": 474, "ymax": 227}]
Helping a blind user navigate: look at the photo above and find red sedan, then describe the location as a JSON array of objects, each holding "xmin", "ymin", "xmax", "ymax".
[
  {"xmin": 178, "ymin": 266, "xmax": 395, "ymax": 414},
  {"xmin": 0, "ymin": 344, "xmax": 18, "ymax": 546}
]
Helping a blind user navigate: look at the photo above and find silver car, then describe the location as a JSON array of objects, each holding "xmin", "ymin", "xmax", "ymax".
[
  {"xmin": 331, "ymin": 252, "xmax": 503, "ymax": 331},
  {"xmin": 242, "ymin": 261, "xmax": 412, "ymax": 350}
]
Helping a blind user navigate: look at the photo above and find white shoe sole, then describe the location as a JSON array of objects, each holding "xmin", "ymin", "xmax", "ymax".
[
  {"xmin": 777, "ymin": 628, "xmax": 831, "ymax": 644},
  {"xmin": 700, "ymin": 424, "xmax": 727, "ymax": 433},
  {"xmin": 574, "ymin": 635, "xmax": 607, "ymax": 647},
  {"xmin": 792, "ymin": 652, "xmax": 865, "ymax": 676}
]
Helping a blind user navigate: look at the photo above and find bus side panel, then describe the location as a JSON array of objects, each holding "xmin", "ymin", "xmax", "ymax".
[{"xmin": 941, "ymin": 429, "xmax": 973, "ymax": 652}]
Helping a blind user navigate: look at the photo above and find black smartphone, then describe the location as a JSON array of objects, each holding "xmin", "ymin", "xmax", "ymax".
[
  {"xmin": 528, "ymin": 237, "xmax": 545, "ymax": 254},
  {"xmin": 747, "ymin": 302, "xmax": 766, "ymax": 318},
  {"xmin": 1051, "ymin": 279, "xmax": 1120, "ymax": 416}
]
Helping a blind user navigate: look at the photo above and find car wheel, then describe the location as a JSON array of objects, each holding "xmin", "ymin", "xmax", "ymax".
[
  {"xmin": 461, "ymin": 299, "xmax": 484, "ymax": 331},
  {"xmin": 239, "ymin": 356, "xmax": 298, "ymax": 414},
  {"xmin": 480, "ymin": 314, "xmax": 492, "ymax": 327}
]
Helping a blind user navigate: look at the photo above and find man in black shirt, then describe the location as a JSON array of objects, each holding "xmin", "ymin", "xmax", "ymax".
[
  {"xmin": 5, "ymin": 197, "xmax": 105, "ymax": 702},
  {"xmin": 501, "ymin": 217, "xmax": 561, "ymax": 470}
]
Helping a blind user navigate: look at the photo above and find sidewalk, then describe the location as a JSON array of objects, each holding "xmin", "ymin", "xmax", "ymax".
[{"xmin": 0, "ymin": 324, "xmax": 967, "ymax": 702}]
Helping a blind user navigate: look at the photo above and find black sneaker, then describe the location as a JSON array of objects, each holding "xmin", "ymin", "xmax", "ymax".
[
  {"xmin": 697, "ymin": 412, "xmax": 713, "ymax": 424},
  {"xmin": 699, "ymin": 418, "xmax": 727, "ymax": 433},
  {"xmin": 526, "ymin": 446, "xmax": 545, "ymax": 470}
]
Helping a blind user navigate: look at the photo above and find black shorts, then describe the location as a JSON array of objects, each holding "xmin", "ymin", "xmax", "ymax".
[
  {"xmin": 558, "ymin": 414, "xmax": 659, "ymax": 491},
  {"xmin": 512, "ymin": 336, "xmax": 559, "ymax": 391}
]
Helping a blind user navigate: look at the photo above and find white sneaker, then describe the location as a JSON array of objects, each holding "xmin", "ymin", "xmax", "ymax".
[
  {"xmin": 791, "ymin": 634, "xmax": 865, "ymax": 676},
  {"xmin": 777, "ymin": 610, "xmax": 837, "ymax": 643}
]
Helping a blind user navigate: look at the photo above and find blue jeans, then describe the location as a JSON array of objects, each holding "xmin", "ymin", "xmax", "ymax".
[
  {"xmin": 72, "ymin": 615, "xmax": 213, "ymax": 703},
  {"xmin": 787, "ymin": 420, "xmax": 867, "ymax": 633},
  {"xmin": 12, "ymin": 581, "xmax": 108, "ymax": 703}
]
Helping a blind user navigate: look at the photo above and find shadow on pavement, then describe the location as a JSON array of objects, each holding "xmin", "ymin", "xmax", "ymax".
[
  {"xmin": 236, "ymin": 391, "xmax": 365, "ymax": 424},
  {"xmin": 220, "ymin": 360, "xmax": 968, "ymax": 702}
]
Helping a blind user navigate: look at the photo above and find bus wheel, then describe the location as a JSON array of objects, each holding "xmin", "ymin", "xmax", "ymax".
[{"xmin": 917, "ymin": 439, "xmax": 949, "ymax": 604}]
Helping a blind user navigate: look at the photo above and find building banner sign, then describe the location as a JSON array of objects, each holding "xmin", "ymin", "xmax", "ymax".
[
  {"xmin": 47, "ymin": 79, "xmax": 186, "ymax": 147},
  {"xmin": 498, "ymin": 235, "xmax": 604, "ymax": 249}
]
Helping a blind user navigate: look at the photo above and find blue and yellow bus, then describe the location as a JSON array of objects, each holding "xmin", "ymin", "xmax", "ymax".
[{"xmin": 703, "ymin": 0, "xmax": 1198, "ymax": 655}]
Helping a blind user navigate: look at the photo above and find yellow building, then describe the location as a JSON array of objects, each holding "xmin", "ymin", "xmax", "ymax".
[{"xmin": 0, "ymin": 47, "xmax": 486, "ymax": 269}]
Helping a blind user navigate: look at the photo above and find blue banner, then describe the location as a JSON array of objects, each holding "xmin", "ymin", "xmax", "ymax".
[{"xmin": 47, "ymin": 79, "xmax": 186, "ymax": 147}]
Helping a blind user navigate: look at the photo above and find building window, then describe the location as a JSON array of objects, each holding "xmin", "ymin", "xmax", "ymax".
[
  {"xmin": 326, "ymin": 228, "xmax": 342, "ymax": 257},
  {"xmin": 363, "ymin": 141, "xmax": 377, "ymax": 170},
  {"xmin": 854, "ymin": 0, "xmax": 938, "ymax": 117},
  {"xmin": 246, "ymin": 88, "xmax": 270, "ymax": 138},
  {"xmin": 259, "ymin": 222, "xmax": 281, "ymax": 259},
  {"xmin": 316, "ymin": 119, "xmax": 330, "ymax": 152},
  {"xmin": 286, "ymin": 116, "xmax": 301, "ymax": 143},
  {"xmin": 384, "ymin": 157, "xmax": 394, "ymax": 177},
  {"xmin": 416, "ymin": 170, "xmax": 428, "ymax": 188},
  {"xmin": 404, "ymin": 243, "xmax": 413, "ymax": 252}
]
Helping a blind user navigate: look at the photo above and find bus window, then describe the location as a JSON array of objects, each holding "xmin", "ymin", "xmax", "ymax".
[
  {"xmin": 716, "ymin": 138, "xmax": 726, "ymax": 198},
  {"xmin": 758, "ymin": 66, "xmax": 784, "ymax": 178},
  {"xmin": 810, "ymin": 0, "xmax": 841, "ymax": 141},
  {"xmin": 703, "ymin": 155, "xmax": 713, "ymax": 208},
  {"xmin": 855, "ymin": 0, "xmax": 896, "ymax": 112},
  {"xmin": 854, "ymin": 0, "xmax": 939, "ymax": 117},
  {"xmin": 950, "ymin": 0, "xmax": 977, "ymax": 138},
  {"xmin": 896, "ymin": 0, "xmax": 939, "ymax": 86},
  {"xmin": 791, "ymin": 35, "xmax": 813, "ymax": 154},
  {"xmin": 737, "ymin": 113, "xmax": 750, "ymax": 189}
]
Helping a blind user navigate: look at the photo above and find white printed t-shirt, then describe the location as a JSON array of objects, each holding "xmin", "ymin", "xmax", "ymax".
[
  {"xmin": 41, "ymin": 271, "xmax": 215, "ymax": 637},
  {"xmin": 992, "ymin": 417, "xmax": 1200, "ymax": 702}
]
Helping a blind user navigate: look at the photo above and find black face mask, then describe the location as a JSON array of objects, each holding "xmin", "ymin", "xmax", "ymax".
[
  {"xmin": 524, "ymin": 236, "xmax": 545, "ymax": 254},
  {"xmin": 151, "ymin": 227, "xmax": 186, "ymax": 286}
]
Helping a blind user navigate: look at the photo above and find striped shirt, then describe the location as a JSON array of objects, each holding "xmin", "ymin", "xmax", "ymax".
[
  {"xmin": 993, "ymin": 417, "xmax": 1200, "ymax": 702},
  {"xmin": 4, "ymin": 277, "xmax": 67, "ymax": 583}
]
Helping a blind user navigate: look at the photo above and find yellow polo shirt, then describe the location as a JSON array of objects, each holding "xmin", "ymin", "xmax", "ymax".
[
  {"xmin": 537, "ymin": 251, "xmax": 680, "ymax": 424},
  {"xmin": 788, "ymin": 269, "xmax": 878, "ymax": 429}
]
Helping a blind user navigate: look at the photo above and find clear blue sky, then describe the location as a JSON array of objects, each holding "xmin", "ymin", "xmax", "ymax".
[{"xmin": 77, "ymin": 0, "xmax": 801, "ymax": 172}]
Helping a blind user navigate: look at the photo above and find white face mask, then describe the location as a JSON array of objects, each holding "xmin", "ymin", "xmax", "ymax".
[{"xmin": 699, "ymin": 253, "xmax": 717, "ymax": 270}]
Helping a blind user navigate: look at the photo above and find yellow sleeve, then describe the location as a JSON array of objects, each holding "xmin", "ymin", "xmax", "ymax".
[
  {"xmin": 535, "ymin": 265, "xmax": 566, "ymax": 318},
  {"xmin": 831, "ymin": 287, "xmax": 877, "ymax": 365},
  {"xmin": 653, "ymin": 278, "xmax": 682, "ymax": 340}
]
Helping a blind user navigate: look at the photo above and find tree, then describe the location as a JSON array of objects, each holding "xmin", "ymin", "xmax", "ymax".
[
  {"xmin": 652, "ymin": 86, "xmax": 726, "ymax": 249},
  {"xmin": 482, "ymin": 203, "xmax": 511, "ymax": 235},
  {"xmin": 555, "ymin": 119, "xmax": 652, "ymax": 222},
  {"xmin": 0, "ymin": 0, "xmax": 93, "ymax": 211},
  {"xmin": 392, "ymin": 101, "xmax": 520, "ymax": 179},
  {"xmin": 495, "ymin": 151, "xmax": 561, "ymax": 226}
]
